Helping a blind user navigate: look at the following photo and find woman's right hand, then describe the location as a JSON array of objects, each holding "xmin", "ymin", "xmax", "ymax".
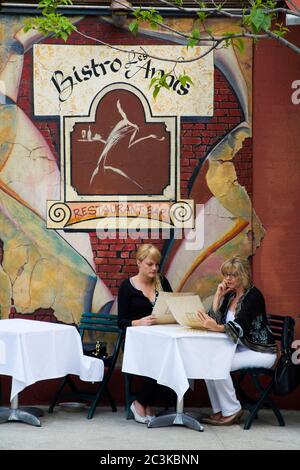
[
  {"xmin": 133, "ymin": 315, "xmax": 156, "ymax": 327},
  {"xmin": 216, "ymin": 280, "xmax": 233, "ymax": 299}
]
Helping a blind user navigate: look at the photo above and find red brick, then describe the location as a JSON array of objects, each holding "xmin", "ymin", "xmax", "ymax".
[
  {"xmin": 97, "ymin": 251, "xmax": 117, "ymax": 257},
  {"xmin": 109, "ymin": 258, "xmax": 125, "ymax": 264},
  {"xmin": 125, "ymin": 258, "xmax": 137, "ymax": 265},
  {"xmin": 229, "ymin": 109, "xmax": 242, "ymax": 116},
  {"xmin": 108, "ymin": 273, "xmax": 130, "ymax": 279},
  {"xmin": 109, "ymin": 244, "xmax": 124, "ymax": 251},
  {"xmin": 94, "ymin": 244, "xmax": 109, "ymax": 250},
  {"xmin": 207, "ymin": 124, "xmax": 228, "ymax": 130},
  {"xmin": 220, "ymin": 102, "xmax": 238, "ymax": 108},
  {"xmin": 96, "ymin": 258, "xmax": 114, "ymax": 265},
  {"xmin": 182, "ymin": 151, "xmax": 194, "ymax": 158},
  {"xmin": 124, "ymin": 266, "xmax": 140, "ymax": 273},
  {"xmin": 182, "ymin": 137, "xmax": 202, "ymax": 145},
  {"xmin": 97, "ymin": 265, "xmax": 122, "ymax": 272}
]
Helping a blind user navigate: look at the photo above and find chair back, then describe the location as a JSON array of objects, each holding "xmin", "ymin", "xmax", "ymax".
[
  {"xmin": 267, "ymin": 314, "xmax": 295, "ymax": 353},
  {"xmin": 79, "ymin": 312, "xmax": 124, "ymax": 369}
]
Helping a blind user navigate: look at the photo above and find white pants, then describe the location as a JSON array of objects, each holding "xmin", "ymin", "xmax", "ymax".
[{"xmin": 205, "ymin": 344, "xmax": 276, "ymax": 417}]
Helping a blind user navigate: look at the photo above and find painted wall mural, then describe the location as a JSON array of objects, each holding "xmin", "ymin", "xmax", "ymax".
[{"xmin": 0, "ymin": 14, "xmax": 263, "ymax": 323}]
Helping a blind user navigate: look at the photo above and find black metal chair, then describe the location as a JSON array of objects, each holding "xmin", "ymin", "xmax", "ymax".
[
  {"xmin": 233, "ymin": 314, "xmax": 295, "ymax": 430},
  {"xmin": 49, "ymin": 312, "xmax": 124, "ymax": 419}
]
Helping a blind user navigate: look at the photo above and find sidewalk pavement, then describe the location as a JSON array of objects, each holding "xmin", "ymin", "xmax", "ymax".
[{"xmin": 1, "ymin": 407, "xmax": 300, "ymax": 450}]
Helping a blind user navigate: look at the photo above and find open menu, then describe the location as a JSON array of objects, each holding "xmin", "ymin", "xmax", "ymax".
[{"xmin": 152, "ymin": 292, "xmax": 207, "ymax": 329}]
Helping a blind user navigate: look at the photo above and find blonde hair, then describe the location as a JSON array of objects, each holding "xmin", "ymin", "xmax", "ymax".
[
  {"xmin": 136, "ymin": 244, "xmax": 163, "ymax": 291},
  {"xmin": 221, "ymin": 256, "xmax": 252, "ymax": 290}
]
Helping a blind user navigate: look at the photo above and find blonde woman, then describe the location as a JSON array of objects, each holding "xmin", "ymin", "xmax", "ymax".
[
  {"xmin": 197, "ymin": 256, "xmax": 277, "ymax": 426},
  {"xmin": 118, "ymin": 244, "xmax": 172, "ymax": 424}
]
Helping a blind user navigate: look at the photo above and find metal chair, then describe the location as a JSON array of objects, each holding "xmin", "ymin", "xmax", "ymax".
[
  {"xmin": 49, "ymin": 312, "xmax": 124, "ymax": 419},
  {"xmin": 233, "ymin": 314, "xmax": 295, "ymax": 430}
]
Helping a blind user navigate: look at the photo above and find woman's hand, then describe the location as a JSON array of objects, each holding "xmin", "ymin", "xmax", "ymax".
[
  {"xmin": 133, "ymin": 315, "xmax": 157, "ymax": 327},
  {"xmin": 197, "ymin": 310, "xmax": 224, "ymax": 332},
  {"xmin": 216, "ymin": 280, "xmax": 233, "ymax": 298},
  {"xmin": 212, "ymin": 280, "xmax": 233, "ymax": 312}
]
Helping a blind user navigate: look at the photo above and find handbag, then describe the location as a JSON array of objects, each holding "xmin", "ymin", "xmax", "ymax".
[
  {"xmin": 83, "ymin": 341, "xmax": 107, "ymax": 359},
  {"xmin": 274, "ymin": 349, "xmax": 300, "ymax": 396}
]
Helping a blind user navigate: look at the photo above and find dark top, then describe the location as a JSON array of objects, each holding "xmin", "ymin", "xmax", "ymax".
[
  {"xmin": 209, "ymin": 286, "xmax": 277, "ymax": 353},
  {"xmin": 117, "ymin": 276, "xmax": 172, "ymax": 330}
]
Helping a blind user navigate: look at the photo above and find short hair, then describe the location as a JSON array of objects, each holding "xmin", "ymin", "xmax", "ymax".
[{"xmin": 221, "ymin": 256, "xmax": 252, "ymax": 290}]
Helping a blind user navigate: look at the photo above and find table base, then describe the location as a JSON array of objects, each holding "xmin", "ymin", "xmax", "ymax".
[
  {"xmin": 0, "ymin": 394, "xmax": 44, "ymax": 427},
  {"xmin": 0, "ymin": 407, "xmax": 43, "ymax": 426},
  {"xmin": 148, "ymin": 412, "xmax": 203, "ymax": 432}
]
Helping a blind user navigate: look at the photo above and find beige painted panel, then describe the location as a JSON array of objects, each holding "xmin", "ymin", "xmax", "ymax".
[{"xmin": 33, "ymin": 45, "xmax": 213, "ymax": 117}]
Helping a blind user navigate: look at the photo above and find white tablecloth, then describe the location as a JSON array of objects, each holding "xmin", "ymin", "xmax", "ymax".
[
  {"xmin": 0, "ymin": 319, "xmax": 104, "ymax": 400},
  {"xmin": 122, "ymin": 324, "xmax": 237, "ymax": 401}
]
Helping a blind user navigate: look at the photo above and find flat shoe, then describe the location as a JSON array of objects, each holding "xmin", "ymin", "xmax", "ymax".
[
  {"xmin": 201, "ymin": 416, "xmax": 222, "ymax": 425},
  {"xmin": 211, "ymin": 409, "xmax": 243, "ymax": 426},
  {"xmin": 130, "ymin": 402, "xmax": 148, "ymax": 424}
]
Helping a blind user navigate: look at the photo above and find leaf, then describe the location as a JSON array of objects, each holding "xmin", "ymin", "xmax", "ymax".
[
  {"xmin": 232, "ymin": 38, "xmax": 245, "ymax": 53},
  {"xmin": 149, "ymin": 76, "xmax": 159, "ymax": 90},
  {"xmin": 178, "ymin": 73, "xmax": 193, "ymax": 87},
  {"xmin": 250, "ymin": 8, "xmax": 271, "ymax": 33},
  {"xmin": 187, "ymin": 28, "xmax": 200, "ymax": 48},
  {"xmin": 60, "ymin": 31, "xmax": 68, "ymax": 41},
  {"xmin": 128, "ymin": 20, "xmax": 139, "ymax": 36},
  {"xmin": 153, "ymin": 84, "xmax": 161, "ymax": 100}
]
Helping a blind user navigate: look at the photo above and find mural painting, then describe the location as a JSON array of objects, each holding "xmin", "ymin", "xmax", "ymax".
[{"xmin": 0, "ymin": 15, "xmax": 263, "ymax": 323}]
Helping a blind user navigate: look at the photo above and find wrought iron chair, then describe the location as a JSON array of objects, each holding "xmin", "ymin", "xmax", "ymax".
[
  {"xmin": 233, "ymin": 314, "xmax": 295, "ymax": 430},
  {"xmin": 49, "ymin": 311, "xmax": 124, "ymax": 419}
]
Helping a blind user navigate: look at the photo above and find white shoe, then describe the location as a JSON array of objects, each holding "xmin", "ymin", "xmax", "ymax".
[
  {"xmin": 130, "ymin": 402, "xmax": 148, "ymax": 424},
  {"xmin": 147, "ymin": 415, "xmax": 155, "ymax": 422}
]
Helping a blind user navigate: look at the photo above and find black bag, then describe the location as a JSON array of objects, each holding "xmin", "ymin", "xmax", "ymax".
[
  {"xmin": 274, "ymin": 316, "xmax": 300, "ymax": 396},
  {"xmin": 83, "ymin": 341, "xmax": 107, "ymax": 359},
  {"xmin": 274, "ymin": 349, "xmax": 300, "ymax": 396}
]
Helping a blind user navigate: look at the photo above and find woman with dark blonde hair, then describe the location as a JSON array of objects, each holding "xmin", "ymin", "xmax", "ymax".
[
  {"xmin": 197, "ymin": 256, "xmax": 277, "ymax": 426},
  {"xmin": 118, "ymin": 244, "xmax": 172, "ymax": 424}
]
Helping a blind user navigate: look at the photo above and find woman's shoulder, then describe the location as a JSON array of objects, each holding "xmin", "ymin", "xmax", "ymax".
[
  {"xmin": 244, "ymin": 285, "xmax": 265, "ymax": 304},
  {"xmin": 119, "ymin": 277, "xmax": 132, "ymax": 291}
]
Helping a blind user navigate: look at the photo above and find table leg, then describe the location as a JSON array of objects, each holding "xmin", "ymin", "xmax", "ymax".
[
  {"xmin": 148, "ymin": 397, "xmax": 204, "ymax": 432},
  {"xmin": 0, "ymin": 394, "xmax": 42, "ymax": 426}
]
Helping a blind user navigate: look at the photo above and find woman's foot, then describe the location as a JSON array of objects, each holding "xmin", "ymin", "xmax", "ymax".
[
  {"xmin": 210, "ymin": 412, "xmax": 222, "ymax": 420},
  {"xmin": 203, "ymin": 409, "xmax": 243, "ymax": 426},
  {"xmin": 145, "ymin": 406, "xmax": 155, "ymax": 418},
  {"xmin": 201, "ymin": 411, "xmax": 222, "ymax": 424},
  {"xmin": 130, "ymin": 401, "xmax": 148, "ymax": 424},
  {"xmin": 217, "ymin": 409, "xmax": 243, "ymax": 426}
]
